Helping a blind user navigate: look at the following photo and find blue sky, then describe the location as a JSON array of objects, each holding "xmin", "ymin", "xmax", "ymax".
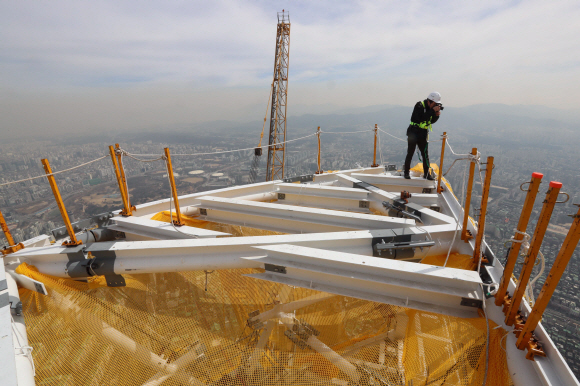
[{"xmin": 1, "ymin": 0, "xmax": 579, "ymax": 135}]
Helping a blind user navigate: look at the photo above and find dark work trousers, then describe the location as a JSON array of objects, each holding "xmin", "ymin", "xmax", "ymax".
[{"xmin": 404, "ymin": 129, "xmax": 430, "ymax": 176}]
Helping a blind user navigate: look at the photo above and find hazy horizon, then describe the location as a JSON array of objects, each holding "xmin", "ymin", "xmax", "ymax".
[{"xmin": 2, "ymin": 1, "xmax": 579, "ymax": 138}]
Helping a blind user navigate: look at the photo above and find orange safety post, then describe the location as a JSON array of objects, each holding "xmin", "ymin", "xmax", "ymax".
[
  {"xmin": 41, "ymin": 158, "xmax": 82, "ymax": 246},
  {"xmin": 0, "ymin": 208, "xmax": 24, "ymax": 255},
  {"xmin": 315, "ymin": 126, "xmax": 323, "ymax": 174},
  {"xmin": 495, "ymin": 172, "xmax": 543, "ymax": 307},
  {"xmin": 505, "ymin": 181, "xmax": 562, "ymax": 326},
  {"xmin": 460, "ymin": 148, "xmax": 477, "ymax": 242},
  {"xmin": 473, "ymin": 156, "xmax": 494, "ymax": 265},
  {"xmin": 109, "ymin": 145, "xmax": 133, "ymax": 216},
  {"xmin": 164, "ymin": 148, "xmax": 183, "ymax": 226},
  {"xmin": 436, "ymin": 132, "xmax": 447, "ymax": 193},
  {"xmin": 115, "ymin": 144, "xmax": 135, "ymax": 214},
  {"xmin": 371, "ymin": 124, "xmax": 379, "ymax": 167},
  {"xmin": 516, "ymin": 203, "xmax": 580, "ymax": 352}
]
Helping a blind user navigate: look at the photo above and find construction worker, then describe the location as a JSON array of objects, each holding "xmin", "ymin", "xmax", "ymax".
[{"xmin": 403, "ymin": 92, "xmax": 442, "ymax": 180}]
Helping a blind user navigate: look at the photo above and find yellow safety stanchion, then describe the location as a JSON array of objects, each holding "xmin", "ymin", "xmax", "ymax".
[
  {"xmin": 495, "ymin": 173, "xmax": 543, "ymax": 307},
  {"xmin": 315, "ymin": 126, "xmax": 323, "ymax": 174},
  {"xmin": 505, "ymin": 182, "xmax": 561, "ymax": 326},
  {"xmin": 371, "ymin": 124, "xmax": 379, "ymax": 168},
  {"xmin": 164, "ymin": 148, "xmax": 184, "ymax": 226},
  {"xmin": 41, "ymin": 158, "xmax": 82, "ymax": 246},
  {"xmin": 461, "ymin": 148, "xmax": 477, "ymax": 242},
  {"xmin": 109, "ymin": 145, "xmax": 133, "ymax": 216},
  {"xmin": 115, "ymin": 144, "xmax": 135, "ymax": 215},
  {"xmin": 473, "ymin": 156, "xmax": 494, "ymax": 264},
  {"xmin": 0, "ymin": 208, "xmax": 24, "ymax": 255},
  {"xmin": 436, "ymin": 132, "xmax": 446, "ymax": 193},
  {"xmin": 515, "ymin": 204, "xmax": 580, "ymax": 358}
]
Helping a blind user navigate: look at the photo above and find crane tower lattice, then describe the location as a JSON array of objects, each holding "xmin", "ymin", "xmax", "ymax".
[{"xmin": 266, "ymin": 11, "xmax": 291, "ymax": 181}]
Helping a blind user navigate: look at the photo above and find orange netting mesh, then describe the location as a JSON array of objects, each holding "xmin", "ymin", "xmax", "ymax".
[
  {"xmin": 410, "ymin": 162, "xmax": 439, "ymax": 176},
  {"xmin": 420, "ymin": 253, "xmax": 478, "ymax": 271},
  {"xmin": 151, "ymin": 211, "xmax": 285, "ymax": 237},
  {"xmin": 17, "ymin": 259, "xmax": 513, "ymax": 385}
]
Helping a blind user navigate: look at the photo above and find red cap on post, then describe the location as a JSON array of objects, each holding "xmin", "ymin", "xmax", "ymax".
[
  {"xmin": 549, "ymin": 181, "xmax": 563, "ymax": 188},
  {"xmin": 531, "ymin": 172, "xmax": 543, "ymax": 179}
]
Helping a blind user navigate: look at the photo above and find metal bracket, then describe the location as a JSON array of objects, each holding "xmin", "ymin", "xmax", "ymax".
[
  {"xmin": 66, "ymin": 250, "xmax": 126, "ymax": 287},
  {"xmin": 10, "ymin": 300, "xmax": 23, "ymax": 316},
  {"xmin": 278, "ymin": 193, "xmax": 286, "ymax": 200},
  {"xmin": 199, "ymin": 208, "xmax": 207, "ymax": 216},
  {"xmin": 374, "ymin": 240, "xmax": 435, "ymax": 257},
  {"xmin": 51, "ymin": 212, "xmax": 114, "ymax": 240},
  {"xmin": 284, "ymin": 329, "xmax": 310, "ymax": 350},
  {"xmin": 298, "ymin": 319, "xmax": 320, "ymax": 336},
  {"xmin": 264, "ymin": 263, "xmax": 286, "ymax": 274},
  {"xmin": 382, "ymin": 201, "xmax": 423, "ymax": 224},
  {"xmin": 386, "ymin": 164, "xmax": 397, "ymax": 171},
  {"xmin": 556, "ymin": 192, "xmax": 570, "ymax": 204},
  {"xmin": 460, "ymin": 298, "xmax": 483, "ymax": 308},
  {"xmin": 283, "ymin": 174, "xmax": 314, "ymax": 183},
  {"xmin": 105, "ymin": 274, "xmax": 126, "ymax": 287},
  {"xmin": 359, "ymin": 200, "xmax": 370, "ymax": 209}
]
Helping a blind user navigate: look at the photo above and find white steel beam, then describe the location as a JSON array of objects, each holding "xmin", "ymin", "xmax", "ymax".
[
  {"xmin": 0, "ymin": 264, "xmax": 19, "ymax": 386},
  {"xmin": 244, "ymin": 244, "xmax": 483, "ymax": 318},
  {"xmin": 14, "ymin": 224, "xmax": 459, "ymax": 278},
  {"xmin": 404, "ymin": 193, "xmax": 439, "ymax": 207},
  {"xmin": 134, "ymin": 180, "xmax": 280, "ymax": 218},
  {"xmin": 109, "ymin": 215, "xmax": 229, "ymax": 240},
  {"xmin": 276, "ymin": 183, "xmax": 369, "ymax": 200},
  {"xmin": 250, "ymin": 293, "xmax": 336, "ymax": 324},
  {"xmin": 247, "ymin": 320, "xmax": 276, "ymax": 372},
  {"xmin": 141, "ymin": 343, "xmax": 206, "ymax": 386},
  {"xmin": 5, "ymin": 272, "xmax": 35, "ymax": 386},
  {"xmin": 350, "ymin": 173, "xmax": 437, "ymax": 194},
  {"xmin": 311, "ymin": 166, "xmax": 386, "ymax": 184},
  {"xmin": 276, "ymin": 193, "xmax": 370, "ymax": 213},
  {"xmin": 276, "ymin": 183, "xmax": 372, "ymax": 212},
  {"xmin": 196, "ymin": 196, "xmax": 414, "ymax": 233},
  {"xmin": 336, "ymin": 174, "xmax": 454, "ymax": 226}
]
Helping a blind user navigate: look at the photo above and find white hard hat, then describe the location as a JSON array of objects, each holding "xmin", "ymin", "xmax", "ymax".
[{"xmin": 427, "ymin": 92, "xmax": 441, "ymax": 104}]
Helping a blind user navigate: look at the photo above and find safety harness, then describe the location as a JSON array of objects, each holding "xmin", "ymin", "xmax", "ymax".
[{"xmin": 409, "ymin": 100, "xmax": 433, "ymax": 132}]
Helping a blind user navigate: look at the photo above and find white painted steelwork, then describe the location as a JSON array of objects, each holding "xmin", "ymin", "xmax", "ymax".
[
  {"xmin": 15, "ymin": 225, "xmax": 458, "ymax": 278},
  {"xmin": 4, "ymin": 163, "xmax": 580, "ymax": 386},
  {"xmin": 5, "ymin": 270, "xmax": 35, "ymax": 386},
  {"xmin": 196, "ymin": 196, "xmax": 414, "ymax": 233},
  {"xmin": 109, "ymin": 216, "xmax": 230, "ymax": 239},
  {"xmin": 0, "ymin": 263, "xmax": 19, "ymax": 386},
  {"xmin": 275, "ymin": 183, "xmax": 369, "ymax": 200},
  {"xmin": 244, "ymin": 244, "xmax": 482, "ymax": 318}
]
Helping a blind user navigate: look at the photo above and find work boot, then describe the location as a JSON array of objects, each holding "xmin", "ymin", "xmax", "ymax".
[
  {"xmin": 404, "ymin": 172, "xmax": 411, "ymax": 179},
  {"xmin": 424, "ymin": 173, "xmax": 435, "ymax": 181}
]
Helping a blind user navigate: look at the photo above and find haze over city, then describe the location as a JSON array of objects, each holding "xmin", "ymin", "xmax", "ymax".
[{"xmin": 1, "ymin": 0, "xmax": 580, "ymax": 138}]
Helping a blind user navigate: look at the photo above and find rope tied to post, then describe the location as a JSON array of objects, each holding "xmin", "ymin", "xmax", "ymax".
[{"xmin": 508, "ymin": 230, "xmax": 532, "ymax": 255}]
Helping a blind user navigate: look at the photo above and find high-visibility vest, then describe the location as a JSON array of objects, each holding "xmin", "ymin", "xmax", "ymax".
[{"xmin": 409, "ymin": 101, "xmax": 433, "ymax": 131}]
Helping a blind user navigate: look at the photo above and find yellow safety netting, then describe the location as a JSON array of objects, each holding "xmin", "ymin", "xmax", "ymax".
[
  {"xmin": 420, "ymin": 253, "xmax": 478, "ymax": 271},
  {"xmin": 151, "ymin": 211, "xmax": 285, "ymax": 237},
  {"xmin": 17, "ymin": 260, "xmax": 513, "ymax": 385},
  {"xmin": 410, "ymin": 162, "xmax": 439, "ymax": 176}
]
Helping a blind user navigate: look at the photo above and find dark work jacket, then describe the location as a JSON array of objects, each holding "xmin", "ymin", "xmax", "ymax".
[{"xmin": 406, "ymin": 99, "xmax": 440, "ymax": 136}]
